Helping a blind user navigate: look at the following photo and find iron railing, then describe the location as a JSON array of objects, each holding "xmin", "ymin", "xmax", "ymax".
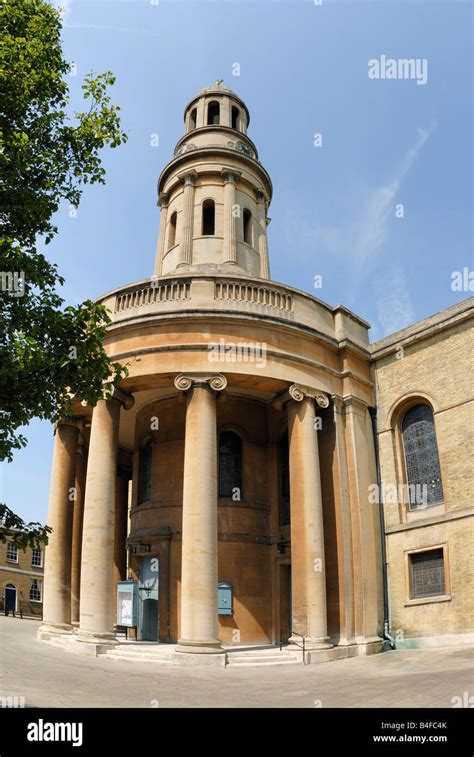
[{"xmin": 280, "ymin": 628, "xmax": 307, "ymax": 664}]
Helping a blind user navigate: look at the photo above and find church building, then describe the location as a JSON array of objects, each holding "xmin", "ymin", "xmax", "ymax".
[{"xmin": 38, "ymin": 83, "xmax": 473, "ymax": 665}]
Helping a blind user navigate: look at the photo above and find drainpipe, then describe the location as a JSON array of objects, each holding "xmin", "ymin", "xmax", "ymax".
[{"xmin": 369, "ymin": 405, "xmax": 396, "ymax": 650}]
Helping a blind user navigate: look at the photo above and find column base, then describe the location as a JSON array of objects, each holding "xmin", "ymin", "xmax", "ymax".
[
  {"xmin": 176, "ymin": 638, "xmax": 222, "ymax": 655},
  {"xmin": 173, "ymin": 641, "xmax": 226, "ymax": 667},
  {"xmin": 65, "ymin": 629, "xmax": 119, "ymax": 657},
  {"xmin": 289, "ymin": 635, "xmax": 333, "ymax": 650},
  {"xmin": 37, "ymin": 622, "xmax": 73, "ymax": 641}
]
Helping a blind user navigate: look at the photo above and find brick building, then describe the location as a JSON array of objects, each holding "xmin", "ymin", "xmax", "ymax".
[{"xmin": 0, "ymin": 534, "xmax": 45, "ymax": 619}]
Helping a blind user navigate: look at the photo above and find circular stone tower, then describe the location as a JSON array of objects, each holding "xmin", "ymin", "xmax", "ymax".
[{"xmin": 153, "ymin": 81, "xmax": 272, "ymax": 280}]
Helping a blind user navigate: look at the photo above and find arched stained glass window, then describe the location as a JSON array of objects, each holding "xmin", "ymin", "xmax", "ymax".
[
  {"xmin": 219, "ymin": 432, "xmax": 242, "ymax": 498},
  {"xmin": 401, "ymin": 404, "xmax": 444, "ymax": 509},
  {"xmin": 138, "ymin": 439, "xmax": 153, "ymax": 505}
]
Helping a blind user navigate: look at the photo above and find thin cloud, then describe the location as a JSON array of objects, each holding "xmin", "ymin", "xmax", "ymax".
[
  {"xmin": 353, "ymin": 126, "xmax": 434, "ymax": 266},
  {"xmin": 374, "ymin": 260, "xmax": 415, "ymax": 336}
]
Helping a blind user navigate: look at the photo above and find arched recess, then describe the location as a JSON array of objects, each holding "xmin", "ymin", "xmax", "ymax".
[
  {"xmin": 202, "ymin": 198, "xmax": 215, "ymax": 235},
  {"xmin": 218, "ymin": 429, "xmax": 243, "ymax": 500},
  {"xmin": 277, "ymin": 430, "xmax": 290, "ymax": 526},
  {"xmin": 188, "ymin": 107, "xmax": 197, "ymax": 131},
  {"xmin": 137, "ymin": 433, "xmax": 154, "ymax": 505},
  {"xmin": 243, "ymin": 208, "xmax": 252, "ymax": 245},
  {"xmin": 207, "ymin": 101, "xmax": 220, "ymax": 125},
  {"xmin": 167, "ymin": 211, "xmax": 177, "ymax": 249}
]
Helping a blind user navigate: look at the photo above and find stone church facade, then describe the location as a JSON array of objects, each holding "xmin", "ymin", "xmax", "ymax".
[{"xmin": 38, "ymin": 84, "xmax": 473, "ymax": 664}]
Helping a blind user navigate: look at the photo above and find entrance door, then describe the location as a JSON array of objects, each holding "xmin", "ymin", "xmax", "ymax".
[
  {"xmin": 5, "ymin": 585, "xmax": 16, "ymax": 615},
  {"xmin": 279, "ymin": 565, "xmax": 291, "ymax": 642},
  {"xmin": 138, "ymin": 556, "xmax": 159, "ymax": 641}
]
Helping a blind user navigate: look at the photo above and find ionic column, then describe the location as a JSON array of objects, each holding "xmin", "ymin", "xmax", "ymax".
[
  {"xmin": 153, "ymin": 193, "xmax": 169, "ymax": 277},
  {"xmin": 174, "ymin": 373, "xmax": 227, "ymax": 653},
  {"xmin": 178, "ymin": 171, "xmax": 197, "ymax": 266},
  {"xmin": 256, "ymin": 190, "xmax": 270, "ymax": 279},
  {"xmin": 71, "ymin": 443, "xmax": 87, "ymax": 626},
  {"xmin": 286, "ymin": 384, "xmax": 332, "ymax": 650},
  {"xmin": 77, "ymin": 388, "xmax": 134, "ymax": 648},
  {"xmin": 38, "ymin": 417, "xmax": 82, "ymax": 638},
  {"xmin": 221, "ymin": 170, "xmax": 240, "ymax": 265}
]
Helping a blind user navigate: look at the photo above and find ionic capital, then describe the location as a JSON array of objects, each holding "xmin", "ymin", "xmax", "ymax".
[
  {"xmin": 174, "ymin": 373, "xmax": 227, "ymax": 393},
  {"xmin": 110, "ymin": 386, "xmax": 135, "ymax": 410},
  {"xmin": 221, "ymin": 168, "xmax": 241, "ymax": 184},
  {"xmin": 54, "ymin": 416, "xmax": 84, "ymax": 434},
  {"xmin": 179, "ymin": 170, "xmax": 198, "ymax": 187},
  {"xmin": 272, "ymin": 384, "xmax": 330, "ymax": 411},
  {"xmin": 158, "ymin": 192, "xmax": 170, "ymax": 208}
]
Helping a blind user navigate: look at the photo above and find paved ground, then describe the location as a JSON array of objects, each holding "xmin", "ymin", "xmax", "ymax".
[{"xmin": 1, "ymin": 617, "xmax": 472, "ymax": 708}]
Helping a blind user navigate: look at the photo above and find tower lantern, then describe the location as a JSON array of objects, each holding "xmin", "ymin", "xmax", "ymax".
[{"xmin": 154, "ymin": 82, "xmax": 272, "ymax": 280}]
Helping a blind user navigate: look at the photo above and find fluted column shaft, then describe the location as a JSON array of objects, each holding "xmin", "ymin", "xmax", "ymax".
[
  {"xmin": 222, "ymin": 170, "xmax": 240, "ymax": 264},
  {"xmin": 179, "ymin": 172, "xmax": 197, "ymax": 266},
  {"xmin": 175, "ymin": 373, "xmax": 227, "ymax": 653},
  {"xmin": 39, "ymin": 418, "xmax": 81, "ymax": 635},
  {"xmin": 287, "ymin": 390, "xmax": 332, "ymax": 649},
  {"xmin": 71, "ymin": 443, "xmax": 87, "ymax": 625},
  {"xmin": 153, "ymin": 193, "xmax": 169, "ymax": 277},
  {"xmin": 256, "ymin": 191, "xmax": 270, "ymax": 279}
]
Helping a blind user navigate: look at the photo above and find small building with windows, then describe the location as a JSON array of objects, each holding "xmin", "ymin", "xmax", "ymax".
[
  {"xmin": 0, "ymin": 532, "xmax": 45, "ymax": 618},
  {"xmin": 37, "ymin": 82, "xmax": 473, "ymax": 664},
  {"xmin": 371, "ymin": 299, "xmax": 473, "ymax": 648}
]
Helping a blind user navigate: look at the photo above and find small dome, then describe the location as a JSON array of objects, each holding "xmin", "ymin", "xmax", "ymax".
[
  {"xmin": 184, "ymin": 81, "xmax": 250, "ymax": 128},
  {"xmin": 197, "ymin": 81, "xmax": 241, "ymax": 99}
]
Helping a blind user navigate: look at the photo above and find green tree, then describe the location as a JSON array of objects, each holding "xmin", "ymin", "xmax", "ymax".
[{"xmin": 0, "ymin": 0, "xmax": 128, "ymax": 545}]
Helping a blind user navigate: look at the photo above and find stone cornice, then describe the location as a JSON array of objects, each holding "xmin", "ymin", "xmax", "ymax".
[{"xmin": 157, "ymin": 146, "xmax": 273, "ymax": 199}]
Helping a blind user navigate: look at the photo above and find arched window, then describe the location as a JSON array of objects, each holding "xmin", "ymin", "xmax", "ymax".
[
  {"xmin": 278, "ymin": 433, "xmax": 290, "ymax": 525},
  {"xmin": 231, "ymin": 106, "xmax": 239, "ymax": 130},
  {"xmin": 243, "ymin": 209, "xmax": 252, "ymax": 245},
  {"xmin": 207, "ymin": 101, "xmax": 220, "ymax": 125},
  {"xmin": 189, "ymin": 107, "xmax": 197, "ymax": 131},
  {"xmin": 401, "ymin": 404, "xmax": 444, "ymax": 509},
  {"xmin": 168, "ymin": 211, "xmax": 177, "ymax": 249},
  {"xmin": 219, "ymin": 432, "xmax": 242, "ymax": 498},
  {"xmin": 137, "ymin": 439, "xmax": 153, "ymax": 505},
  {"xmin": 202, "ymin": 199, "xmax": 215, "ymax": 235}
]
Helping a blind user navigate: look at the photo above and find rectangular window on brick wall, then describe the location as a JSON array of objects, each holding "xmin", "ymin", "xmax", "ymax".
[
  {"xmin": 31, "ymin": 549, "xmax": 43, "ymax": 568},
  {"xmin": 29, "ymin": 579, "xmax": 42, "ymax": 602},
  {"xmin": 410, "ymin": 548, "xmax": 445, "ymax": 599},
  {"xmin": 6, "ymin": 542, "xmax": 18, "ymax": 563}
]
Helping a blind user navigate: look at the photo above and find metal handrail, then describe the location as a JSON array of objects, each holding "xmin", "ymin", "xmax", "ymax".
[{"xmin": 279, "ymin": 628, "xmax": 307, "ymax": 664}]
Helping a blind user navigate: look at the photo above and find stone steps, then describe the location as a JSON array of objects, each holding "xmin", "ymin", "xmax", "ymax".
[
  {"xmin": 226, "ymin": 650, "xmax": 302, "ymax": 667},
  {"xmin": 103, "ymin": 646, "xmax": 175, "ymax": 664},
  {"xmin": 102, "ymin": 644, "xmax": 304, "ymax": 667}
]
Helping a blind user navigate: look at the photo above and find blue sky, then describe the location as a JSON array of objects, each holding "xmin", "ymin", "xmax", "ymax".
[{"xmin": 1, "ymin": 0, "xmax": 472, "ymax": 522}]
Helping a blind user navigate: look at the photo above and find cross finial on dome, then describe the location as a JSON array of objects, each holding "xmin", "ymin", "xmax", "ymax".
[{"xmin": 215, "ymin": 79, "xmax": 224, "ymax": 86}]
